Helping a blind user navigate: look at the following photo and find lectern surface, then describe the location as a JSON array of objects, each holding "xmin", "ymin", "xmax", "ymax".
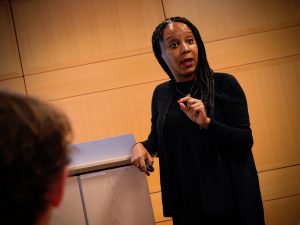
[{"xmin": 69, "ymin": 134, "xmax": 135, "ymax": 175}]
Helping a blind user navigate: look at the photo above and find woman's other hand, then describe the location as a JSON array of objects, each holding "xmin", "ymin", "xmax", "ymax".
[
  {"xmin": 178, "ymin": 96, "xmax": 211, "ymax": 129},
  {"xmin": 131, "ymin": 143, "xmax": 154, "ymax": 176}
]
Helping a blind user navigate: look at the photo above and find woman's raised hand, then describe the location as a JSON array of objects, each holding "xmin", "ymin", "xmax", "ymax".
[{"xmin": 177, "ymin": 96, "xmax": 211, "ymax": 129}]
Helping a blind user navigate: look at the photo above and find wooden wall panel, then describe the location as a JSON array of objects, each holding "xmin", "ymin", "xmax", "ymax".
[
  {"xmin": 151, "ymin": 167, "xmax": 300, "ymax": 223},
  {"xmin": 11, "ymin": 0, "xmax": 164, "ymax": 75},
  {"xmin": 163, "ymin": 0, "xmax": 300, "ymax": 41},
  {"xmin": 147, "ymin": 157, "xmax": 161, "ymax": 193},
  {"xmin": 156, "ymin": 220, "xmax": 173, "ymax": 225},
  {"xmin": 150, "ymin": 192, "xmax": 169, "ymax": 223},
  {"xmin": 222, "ymin": 55, "xmax": 300, "ymax": 171},
  {"xmin": 0, "ymin": 0, "xmax": 22, "ymax": 80},
  {"xmin": 259, "ymin": 165, "xmax": 300, "ymax": 201},
  {"xmin": 25, "ymin": 26, "xmax": 300, "ymax": 101},
  {"xmin": 51, "ymin": 81, "xmax": 161, "ymax": 144},
  {"xmin": 264, "ymin": 195, "xmax": 300, "ymax": 225},
  {"xmin": 25, "ymin": 53, "xmax": 165, "ymax": 101},
  {"xmin": 207, "ymin": 26, "xmax": 300, "ymax": 70},
  {"xmin": 0, "ymin": 77, "xmax": 26, "ymax": 94}
]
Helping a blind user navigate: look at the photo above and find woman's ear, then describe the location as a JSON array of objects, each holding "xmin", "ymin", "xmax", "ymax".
[{"xmin": 50, "ymin": 167, "xmax": 68, "ymax": 207}]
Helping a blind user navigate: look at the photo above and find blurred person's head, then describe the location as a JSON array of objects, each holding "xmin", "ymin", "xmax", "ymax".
[{"xmin": 0, "ymin": 90, "xmax": 72, "ymax": 225}]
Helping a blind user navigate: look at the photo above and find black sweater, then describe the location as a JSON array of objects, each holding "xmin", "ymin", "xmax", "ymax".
[{"xmin": 142, "ymin": 73, "xmax": 265, "ymax": 225}]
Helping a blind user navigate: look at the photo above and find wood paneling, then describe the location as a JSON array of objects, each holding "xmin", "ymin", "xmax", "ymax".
[
  {"xmin": 264, "ymin": 195, "xmax": 300, "ymax": 225},
  {"xmin": 223, "ymin": 55, "xmax": 300, "ymax": 171},
  {"xmin": 207, "ymin": 26, "xmax": 300, "ymax": 70},
  {"xmin": 156, "ymin": 219, "xmax": 173, "ymax": 225},
  {"xmin": 51, "ymin": 81, "xmax": 161, "ymax": 144},
  {"xmin": 25, "ymin": 26, "xmax": 300, "ymax": 101},
  {"xmin": 150, "ymin": 166, "xmax": 300, "ymax": 223},
  {"xmin": 163, "ymin": 0, "xmax": 300, "ymax": 41},
  {"xmin": 0, "ymin": 77, "xmax": 26, "ymax": 94},
  {"xmin": 259, "ymin": 165, "xmax": 300, "ymax": 201},
  {"xmin": 0, "ymin": 0, "xmax": 22, "ymax": 80},
  {"xmin": 147, "ymin": 157, "xmax": 161, "ymax": 193},
  {"xmin": 150, "ymin": 192, "xmax": 170, "ymax": 222},
  {"xmin": 25, "ymin": 53, "xmax": 165, "ymax": 101},
  {"xmin": 11, "ymin": 0, "xmax": 164, "ymax": 75},
  {"xmin": 152, "ymin": 195, "xmax": 300, "ymax": 224}
]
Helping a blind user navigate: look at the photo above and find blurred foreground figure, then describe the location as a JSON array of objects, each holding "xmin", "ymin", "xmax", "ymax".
[{"xmin": 0, "ymin": 90, "xmax": 72, "ymax": 225}]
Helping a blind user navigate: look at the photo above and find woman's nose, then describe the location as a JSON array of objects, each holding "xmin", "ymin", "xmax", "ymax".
[{"xmin": 181, "ymin": 43, "xmax": 190, "ymax": 54}]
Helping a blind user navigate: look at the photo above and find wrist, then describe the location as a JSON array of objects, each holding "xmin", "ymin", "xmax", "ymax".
[
  {"xmin": 200, "ymin": 117, "xmax": 211, "ymax": 129},
  {"xmin": 131, "ymin": 142, "xmax": 141, "ymax": 151}
]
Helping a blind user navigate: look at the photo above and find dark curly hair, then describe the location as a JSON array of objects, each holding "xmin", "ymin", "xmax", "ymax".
[
  {"xmin": 152, "ymin": 16, "xmax": 214, "ymax": 117},
  {"xmin": 0, "ymin": 90, "xmax": 72, "ymax": 225}
]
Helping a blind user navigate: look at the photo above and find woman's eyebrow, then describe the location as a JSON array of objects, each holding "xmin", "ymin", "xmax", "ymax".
[{"xmin": 165, "ymin": 35, "xmax": 178, "ymax": 41}]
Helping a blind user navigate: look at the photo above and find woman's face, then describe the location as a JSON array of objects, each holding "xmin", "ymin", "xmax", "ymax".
[{"xmin": 160, "ymin": 22, "xmax": 198, "ymax": 82}]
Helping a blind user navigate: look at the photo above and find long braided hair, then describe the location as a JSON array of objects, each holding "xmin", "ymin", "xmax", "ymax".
[{"xmin": 152, "ymin": 16, "xmax": 215, "ymax": 117}]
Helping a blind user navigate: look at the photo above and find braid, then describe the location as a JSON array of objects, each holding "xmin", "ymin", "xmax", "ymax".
[{"xmin": 152, "ymin": 16, "xmax": 215, "ymax": 117}]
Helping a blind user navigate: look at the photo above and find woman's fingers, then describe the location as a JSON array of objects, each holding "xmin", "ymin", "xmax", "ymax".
[
  {"xmin": 146, "ymin": 152, "xmax": 154, "ymax": 166},
  {"xmin": 179, "ymin": 98, "xmax": 203, "ymax": 114},
  {"xmin": 178, "ymin": 97, "xmax": 210, "ymax": 128},
  {"xmin": 177, "ymin": 96, "xmax": 190, "ymax": 103},
  {"xmin": 131, "ymin": 143, "xmax": 153, "ymax": 176},
  {"xmin": 187, "ymin": 98, "xmax": 198, "ymax": 106}
]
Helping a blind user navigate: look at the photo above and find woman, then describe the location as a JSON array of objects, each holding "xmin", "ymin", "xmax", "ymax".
[{"xmin": 131, "ymin": 17, "xmax": 265, "ymax": 225}]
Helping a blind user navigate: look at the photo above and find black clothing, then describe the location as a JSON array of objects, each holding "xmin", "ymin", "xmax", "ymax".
[
  {"xmin": 142, "ymin": 73, "xmax": 265, "ymax": 225},
  {"xmin": 172, "ymin": 212, "xmax": 240, "ymax": 225}
]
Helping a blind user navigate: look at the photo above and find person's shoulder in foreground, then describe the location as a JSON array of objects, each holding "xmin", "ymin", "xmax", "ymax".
[{"xmin": 0, "ymin": 90, "xmax": 72, "ymax": 225}]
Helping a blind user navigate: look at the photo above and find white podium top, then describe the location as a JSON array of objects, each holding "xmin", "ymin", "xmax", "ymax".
[{"xmin": 68, "ymin": 134, "xmax": 135, "ymax": 175}]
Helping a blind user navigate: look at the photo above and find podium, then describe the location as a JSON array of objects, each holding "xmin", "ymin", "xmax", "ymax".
[{"xmin": 50, "ymin": 134, "xmax": 155, "ymax": 225}]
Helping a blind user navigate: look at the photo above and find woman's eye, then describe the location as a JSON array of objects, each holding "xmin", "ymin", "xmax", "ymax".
[
  {"xmin": 169, "ymin": 42, "xmax": 178, "ymax": 48},
  {"xmin": 187, "ymin": 38, "xmax": 194, "ymax": 44}
]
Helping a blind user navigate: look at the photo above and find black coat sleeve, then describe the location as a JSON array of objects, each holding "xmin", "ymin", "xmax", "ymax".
[
  {"xmin": 204, "ymin": 74, "xmax": 253, "ymax": 154},
  {"xmin": 141, "ymin": 86, "xmax": 159, "ymax": 156}
]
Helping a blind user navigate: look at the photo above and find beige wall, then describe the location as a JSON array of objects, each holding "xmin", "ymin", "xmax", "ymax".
[{"xmin": 1, "ymin": 0, "xmax": 299, "ymax": 224}]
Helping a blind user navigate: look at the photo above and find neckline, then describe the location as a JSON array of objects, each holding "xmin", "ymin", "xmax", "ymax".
[
  {"xmin": 175, "ymin": 79, "xmax": 196, "ymax": 97},
  {"xmin": 176, "ymin": 79, "xmax": 194, "ymax": 86}
]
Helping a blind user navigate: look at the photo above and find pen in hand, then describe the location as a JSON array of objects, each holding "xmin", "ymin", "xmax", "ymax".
[{"xmin": 145, "ymin": 160, "xmax": 154, "ymax": 173}]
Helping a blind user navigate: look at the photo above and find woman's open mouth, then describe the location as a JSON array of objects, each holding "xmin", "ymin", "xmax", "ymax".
[{"xmin": 181, "ymin": 58, "xmax": 194, "ymax": 67}]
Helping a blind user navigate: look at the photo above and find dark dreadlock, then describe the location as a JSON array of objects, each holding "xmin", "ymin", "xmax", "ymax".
[{"xmin": 152, "ymin": 16, "xmax": 215, "ymax": 117}]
